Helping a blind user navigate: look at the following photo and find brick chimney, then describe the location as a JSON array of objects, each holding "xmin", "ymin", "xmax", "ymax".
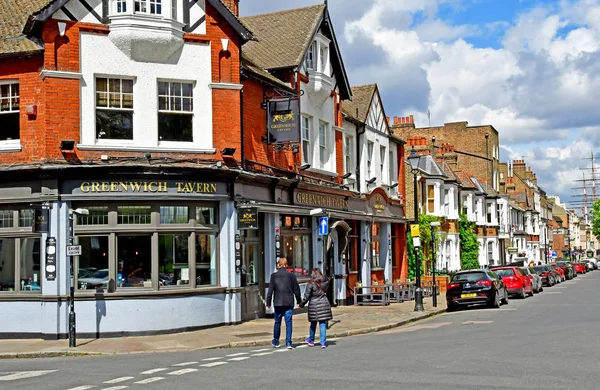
[
  {"xmin": 391, "ymin": 115, "xmax": 416, "ymax": 129},
  {"xmin": 512, "ymin": 159, "xmax": 526, "ymax": 179},
  {"xmin": 222, "ymin": 0, "xmax": 239, "ymax": 16}
]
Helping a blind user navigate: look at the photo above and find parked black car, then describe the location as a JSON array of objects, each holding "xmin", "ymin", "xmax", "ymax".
[
  {"xmin": 554, "ymin": 261, "xmax": 575, "ymax": 280},
  {"xmin": 446, "ymin": 269, "xmax": 509, "ymax": 311},
  {"xmin": 532, "ymin": 265, "xmax": 555, "ymax": 286}
]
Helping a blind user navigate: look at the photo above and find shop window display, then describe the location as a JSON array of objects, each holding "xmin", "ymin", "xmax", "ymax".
[
  {"xmin": 77, "ymin": 236, "xmax": 110, "ymax": 290},
  {"xmin": 196, "ymin": 234, "xmax": 216, "ymax": 286}
]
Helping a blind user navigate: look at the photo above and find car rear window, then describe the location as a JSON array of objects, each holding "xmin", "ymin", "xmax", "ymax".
[
  {"xmin": 533, "ymin": 266, "xmax": 546, "ymax": 272},
  {"xmin": 493, "ymin": 269, "xmax": 514, "ymax": 277},
  {"xmin": 452, "ymin": 272, "xmax": 486, "ymax": 282}
]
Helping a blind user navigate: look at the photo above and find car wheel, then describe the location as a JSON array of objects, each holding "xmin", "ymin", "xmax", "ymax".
[
  {"xmin": 527, "ymin": 287, "xmax": 534, "ymax": 297},
  {"xmin": 519, "ymin": 288, "xmax": 526, "ymax": 299},
  {"xmin": 446, "ymin": 304, "xmax": 456, "ymax": 312},
  {"xmin": 539, "ymin": 285, "xmax": 543, "ymax": 292},
  {"xmin": 489, "ymin": 290, "xmax": 501, "ymax": 308},
  {"xmin": 501, "ymin": 288, "xmax": 509, "ymax": 305}
]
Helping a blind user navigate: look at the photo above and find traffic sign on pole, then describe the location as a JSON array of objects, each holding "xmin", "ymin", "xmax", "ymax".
[{"xmin": 318, "ymin": 217, "xmax": 329, "ymax": 235}]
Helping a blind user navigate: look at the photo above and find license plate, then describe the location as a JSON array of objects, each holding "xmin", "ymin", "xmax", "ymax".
[{"xmin": 461, "ymin": 293, "xmax": 477, "ymax": 298}]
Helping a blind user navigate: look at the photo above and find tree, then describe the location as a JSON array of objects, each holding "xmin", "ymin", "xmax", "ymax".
[
  {"xmin": 407, "ymin": 231, "xmax": 417, "ymax": 281},
  {"xmin": 591, "ymin": 199, "xmax": 600, "ymax": 241},
  {"xmin": 419, "ymin": 214, "xmax": 441, "ymax": 274},
  {"xmin": 459, "ymin": 213, "xmax": 480, "ymax": 270}
]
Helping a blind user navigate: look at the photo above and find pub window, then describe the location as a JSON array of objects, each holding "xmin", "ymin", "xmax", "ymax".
[
  {"xmin": 280, "ymin": 215, "xmax": 312, "ymax": 277},
  {"xmin": 371, "ymin": 223, "xmax": 380, "ymax": 268},
  {"xmin": 0, "ymin": 237, "xmax": 41, "ymax": 293},
  {"xmin": 19, "ymin": 209, "xmax": 34, "ymax": 227},
  {"xmin": 160, "ymin": 206, "xmax": 188, "ymax": 224},
  {"xmin": 196, "ymin": 206, "xmax": 216, "ymax": 225},
  {"xmin": 196, "ymin": 233, "xmax": 217, "ymax": 285},
  {"xmin": 158, "ymin": 81, "xmax": 193, "ymax": 142},
  {"xmin": 96, "ymin": 77, "xmax": 134, "ymax": 140},
  {"xmin": 159, "ymin": 233, "xmax": 189, "ymax": 286},
  {"xmin": 77, "ymin": 206, "xmax": 109, "ymax": 225},
  {"xmin": 77, "ymin": 236, "xmax": 110, "ymax": 291},
  {"xmin": 0, "ymin": 209, "xmax": 14, "ymax": 228},
  {"xmin": 301, "ymin": 115, "xmax": 311, "ymax": 165},
  {"xmin": 118, "ymin": 235, "xmax": 152, "ymax": 288},
  {"xmin": 0, "ymin": 81, "xmax": 20, "ymax": 142},
  {"xmin": 117, "ymin": 205, "xmax": 151, "ymax": 224}
]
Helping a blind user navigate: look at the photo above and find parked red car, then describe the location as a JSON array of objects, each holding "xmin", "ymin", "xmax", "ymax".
[
  {"xmin": 551, "ymin": 264, "xmax": 566, "ymax": 281},
  {"xmin": 490, "ymin": 266, "xmax": 533, "ymax": 298},
  {"xmin": 572, "ymin": 262, "xmax": 587, "ymax": 274}
]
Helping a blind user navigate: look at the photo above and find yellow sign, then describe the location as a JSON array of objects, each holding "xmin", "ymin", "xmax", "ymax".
[
  {"xmin": 410, "ymin": 224, "xmax": 420, "ymax": 237},
  {"xmin": 79, "ymin": 181, "xmax": 218, "ymax": 194}
]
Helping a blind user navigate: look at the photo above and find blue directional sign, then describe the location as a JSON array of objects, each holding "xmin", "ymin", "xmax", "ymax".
[{"xmin": 318, "ymin": 217, "xmax": 329, "ymax": 235}]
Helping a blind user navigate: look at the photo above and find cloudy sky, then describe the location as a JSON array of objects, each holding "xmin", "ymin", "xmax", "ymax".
[{"xmin": 240, "ymin": 0, "xmax": 600, "ymax": 210}]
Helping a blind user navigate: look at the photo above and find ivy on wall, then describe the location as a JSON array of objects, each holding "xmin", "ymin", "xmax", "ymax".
[{"xmin": 459, "ymin": 213, "xmax": 480, "ymax": 270}]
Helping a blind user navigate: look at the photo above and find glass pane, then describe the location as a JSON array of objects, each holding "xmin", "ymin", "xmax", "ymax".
[
  {"xmin": 182, "ymin": 83, "xmax": 193, "ymax": 97},
  {"xmin": 196, "ymin": 234, "xmax": 216, "ymax": 286},
  {"xmin": 96, "ymin": 78, "xmax": 107, "ymax": 93},
  {"xmin": 109, "ymin": 93, "xmax": 121, "ymax": 108},
  {"xmin": 0, "ymin": 238, "xmax": 15, "ymax": 291},
  {"xmin": 117, "ymin": 206, "xmax": 151, "ymax": 224},
  {"xmin": 170, "ymin": 96, "xmax": 182, "ymax": 111},
  {"xmin": 0, "ymin": 97, "xmax": 9, "ymax": 111},
  {"xmin": 242, "ymin": 244, "xmax": 259, "ymax": 286},
  {"xmin": 160, "ymin": 206, "xmax": 189, "ymax": 224},
  {"xmin": 182, "ymin": 97, "xmax": 193, "ymax": 112},
  {"xmin": 20, "ymin": 238, "xmax": 41, "ymax": 292},
  {"xmin": 0, "ymin": 113, "xmax": 20, "ymax": 141},
  {"xmin": 122, "ymin": 79, "xmax": 133, "ymax": 94},
  {"xmin": 109, "ymin": 79, "xmax": 121, "ymax": 93},
  {"xmin": 158, "ymin": 82, "xmax": 168, "ymax": 96},
  {"xmin": 0, "ymin": 84, "xmax": 9, "ymax": 98},
  {"xmin": 117, "ymin": 235, "xmax": 152, "ymax": 288},
  {"xmin": 96, "ymin": 110, "xmax": 133, "ymax": 140},
  {"xmin": 196, "ymin": 206, "xmax": 215, "ymax": 225},
  {"xmin": 122, "ymin": 93, "xmax": 133, "ymax": 109},
  {"xmin": 19, "ymin": 209, "xmax": 34, "ymax": 227},
  {"xmin": 159, "ymin": 234, "xmax": 189, "ymax": 286},
  {"xmin": 0, "ymin": 210, "xmax": 14, "ymax": 228},
  {"xmin": 96, "ymin": 92, "xmax": 108, "ymax": 107},
  {"xmin": 158, "ymin": 113, "xmax": 193, "ymax": 142},
  {"xmin": 172, "ymin": 82, "xmax": 182, "ymax": 96},
  {"xmin": 158, "ymin": 96, "xmax": 168, "ymax": 111},
  {"xmin": 77, "ymin": 207, "xmax": 109, "ymax": 225},
  {"xmin": 281, "ymin": 234, "xmax": 310, "ymax": 277},
  {"xmin": 77, "ymin": 236, "xmax": 109, "ymax": 290}
]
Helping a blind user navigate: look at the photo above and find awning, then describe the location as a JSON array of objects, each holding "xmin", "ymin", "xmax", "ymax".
[{"xmin": 250, "ymin": 202, "xmax": 406, "ymax": 223}]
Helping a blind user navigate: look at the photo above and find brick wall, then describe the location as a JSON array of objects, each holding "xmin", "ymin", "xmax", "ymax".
[{"xmin": 0, "ymin": 6, "xmax": 243, "ymax": 167}]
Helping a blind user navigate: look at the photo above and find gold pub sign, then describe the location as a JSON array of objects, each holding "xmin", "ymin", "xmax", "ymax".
[
  {"xmin": 295, "ymin": 191, "xmax": 349, "ymax": 210},
  {"xmin": 79, "ymin": 181, "xmax": 219, "ymax": 194}
]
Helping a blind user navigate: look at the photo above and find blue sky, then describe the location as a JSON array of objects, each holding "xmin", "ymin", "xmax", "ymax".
[{"xmin": 240, "ymin": 0, "xmax": 600, "ymax": 210}]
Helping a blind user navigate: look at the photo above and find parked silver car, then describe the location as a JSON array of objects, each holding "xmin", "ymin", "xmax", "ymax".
[{"xmin": 522, "ymin": 267, "xmax": 543, "ymax": 293}]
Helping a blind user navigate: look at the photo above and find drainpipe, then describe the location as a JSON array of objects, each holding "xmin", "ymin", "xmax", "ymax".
[{"xmin": 240, "ymin": 45, "xmax": 245, "ymax": 169}]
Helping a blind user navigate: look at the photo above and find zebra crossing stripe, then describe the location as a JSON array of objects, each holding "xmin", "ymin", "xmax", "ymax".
[{"xmin": 0, "ymin": 370, "xmax": 57, "ymax": 381}]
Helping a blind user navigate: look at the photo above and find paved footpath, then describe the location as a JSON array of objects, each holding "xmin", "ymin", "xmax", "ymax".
[{"xmin": 0, "ymin": 297, "xmax": 445, "ymax": 358}]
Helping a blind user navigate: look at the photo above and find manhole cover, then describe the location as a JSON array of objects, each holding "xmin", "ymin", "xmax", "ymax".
[{"xmin": 235, "ymin": 332, "xmax": 271, "ymax": 338}]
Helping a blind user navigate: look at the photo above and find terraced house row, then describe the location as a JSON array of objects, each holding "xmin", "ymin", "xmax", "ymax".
[{"xmin": 0, "ymin": 0, "xmax": 586, "ymax": 338}]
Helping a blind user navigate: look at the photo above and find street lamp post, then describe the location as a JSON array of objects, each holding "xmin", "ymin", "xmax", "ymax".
[
  {"xmin": 68, "ymin": 208, "xmax": 89, "ymax": 348},
  {"xmin": 407, "ymin": 146, "xmax": 424, "ymax": 312},
  {"xmin": 430, "ymin": 221, "xmax": 441, "ymax": 307}
]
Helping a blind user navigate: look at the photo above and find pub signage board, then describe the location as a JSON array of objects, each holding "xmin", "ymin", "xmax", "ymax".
[
  {"xmin": 294, "ymin": 190, "xmax": 349, "ymax": 211},
  {"xmin": 34, "ymin": 208, "xmax": 49, "ymax": 233},
  {"xmin": 267, "ymin": 98, "xmax": 300, "ymax": 144},
  {"xmin": 63, "ymin": 180, "xmax": 227, "ymax": 197},
  {"xmin": 45, "ymin": 237, "xmax": 57, "ymax": 281},
  {"xmin": 238, "ymin": 207, "xmax": 258, "ymax": 230}
]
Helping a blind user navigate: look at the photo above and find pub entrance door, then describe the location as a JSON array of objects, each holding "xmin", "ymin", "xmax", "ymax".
[{"xmin": 241, "ymin": 231, "xmax": 264, "ymax": 321}]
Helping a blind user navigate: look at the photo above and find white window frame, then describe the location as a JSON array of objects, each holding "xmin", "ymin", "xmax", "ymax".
[
  {"xmin": 95, "ymin": 76, "xmax": 134, "ymax": 141},
  {"xmin": 318, "ymin": 121, "xmax": 327, "ymax": 166},
  {"xmin": 157, "ymin": 80, "xmax": 194, "ymax": 143},
  {"xmin": 135, "ymin": 0, "xmax": 163, "ymax": 15},
  {"xmin": 443, "ymin": 189, "xmax": 450, "ymax": 216},
  {"xmin": 306, "ymin": 41, "xmax": 316, "ymax": 70},
  {"xmin": 318, "ymin": 44, "xmax": 328, "ymax": 73},
  {"xmin": 0, "ymin": 81, "xmax": 20, "ymax": 145},
  {"xmin": 301, "ymin": 115, "xmax": 311, "ymax": 165},
  {"xmin": 388, "ymin": 150, "xmax": 395, "ymax": 185},
  {"xmin": 344, "ymin": 134, "xmax": 352, "ymax": 174},
  {"xmin": 379, "ymin": 146, "xmax": 386, "ymax": 181},
  {"xmin": 367, "ymin": 141, "xmax": 374, "ymax": 178}
]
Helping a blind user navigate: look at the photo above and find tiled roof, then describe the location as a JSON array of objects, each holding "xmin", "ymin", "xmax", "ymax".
[
  {"xmin": 454, "ymin": 170, "xmax": 477, "ymax": 189},
  {"xmin": 479, "ymin": 181, "xmax": 499, "ymax": 197},
  {"xmin": 342, "ymin": 84, "xmax": 375, "ymax": 123},
  {"xmin": 0, "ymin": 0, "xmax": 53, "ymax": 56},
  {"xmin": 240, "ymin": 4, "xmax": 325, "ymax": 70},
  {"xmin": 470, "ymin": 176, "xmax": 486, "ymax": 195},
  {"xmin": 436, "ymin": 160, "xmax": 460, "ymax": 183},
  {"xmin": 415, "ymin": 155, "xmax": 446, "ymax": 177}
]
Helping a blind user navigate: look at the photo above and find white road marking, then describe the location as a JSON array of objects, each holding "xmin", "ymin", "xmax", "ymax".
[
  {"xmin": 200, "ymin": 362, "xmax": 228, "ymax": 368},
  {"xmin": 274, "ymin": 349, "xmax": 289, "ymax": 352},
  {"xmin": 172, "ymin": 361, "xmax": 198, "ymax": 366},
  {"xmin": 167, "ymin": 368, "xmax": 198, "ymax": 376},
  {"xmin": 251, "ymin": 348, "xmax": 271, "ymax": 352},
  {"xmin": 462, "ymin": 321, "xmax": 494, "ymax": 325},
  {"xmin": 67, "ymin": 386, "xmax": 96, "ymax": 390},
  {"xmin": 201, "ymin": 357, "xmax": 223, "ymax": 361},
  {"xmin": 545, "ymin": 291, "xmax": 563, "ymax": 294},
  {"xmin": 228, "ymin": 356, "xmax": 250, "ymax": 361},
  {"xmin": 101, "ymin": 387, "xmax": 129, "ymax": 390},
  {"xmin": 140, "ymin": 368, "xmax": 168, "ymax": 375},
  {"xmin": 226, "ymin": 352, "xmax": 248, "ymax": 357},
  {"xmin": 381, "ymin": 322, "xmax": 453, "ymax": 334},
  {"xmin": 134, "ymin": 377, "xmax": 164, "ymax": 384},
  {"xmin": 296, "ymin": 345, "xmax": 308, "ymax": 349},
  {"xmin": 0, "ymin": 370, "xmax": 58, "ymax": 381},
  {"xmin": 103, "ymin": 377, "xmax": 134, "ymax": 384},
  {"xmin": 251, "ymin": 352, "xmax": 274, "ymax": 356}
]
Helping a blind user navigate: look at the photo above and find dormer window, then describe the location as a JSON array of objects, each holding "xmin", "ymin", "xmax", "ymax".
[
  {"xmin": 306, "ymin": 42, "xmax": 315, "ymax": 70},
  {"xmin": 113, "ymin": 0, "xmax": 175, "ymax": 17}
]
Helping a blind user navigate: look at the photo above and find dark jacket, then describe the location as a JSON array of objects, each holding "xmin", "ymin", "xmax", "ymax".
[
  {"xmin": 300, "ymin": 277, "xmax": 333, "ymax": 322},
  {"xmin": 266, "ymin": 268, "xmax": 302, "ymax": 308}
]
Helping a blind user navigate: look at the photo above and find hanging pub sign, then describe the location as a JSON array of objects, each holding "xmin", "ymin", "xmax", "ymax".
[
  {"xmin": 45, "ymin": 237, "xmax": 57, "ymax": 281},
  {"xmin": 238, "ymin": 207, "xmax": 258, "ymax": 230},
  {"xmin": 34, "ymin": 208, "xmax": 49, "ymax": 233},
  {"xmin": 266, "ymin": 98, "xmax": 300, "ymax": 143}
]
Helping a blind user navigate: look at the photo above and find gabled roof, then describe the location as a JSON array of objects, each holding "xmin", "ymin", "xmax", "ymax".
[
  {"xmin": 240, "ymin": 4, "xmax": 351, "ymax": 99},
  {"xmin": 454, "ymin": 170, "xmax": 477, "ymax": 190},
  {"xmin": 414, "ymin": 155, "xmax": 446, "ymax": 178},
  {"xmin": 0, "ymin": 0, "xmax": 52, "ymax": 56},
  {"xmin": 479, "ymin": 181, "xmax": 499, "ymax": 198},
  {"xmin": 1, "ymin": 0, "xmax": 252, "ymax": 57},
  {"xmin": 436, "ymin": 160, "xmax": 460, "ymax": 183},
  {"xmin": 242, "ymin": 58, "xmax": 294, "ymax": 91},
  {"xmin": 470, "ymin": 177, "xmax": 487, "ymax": 196},
  {"xmin": 343, "ymin": 84, "xmax": 376, "ymax": 123}
]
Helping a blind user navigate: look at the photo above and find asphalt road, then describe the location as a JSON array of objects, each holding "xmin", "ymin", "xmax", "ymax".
[{"xmin": 2, "ymin": 270, "xmax": 599, "ymax": 390}]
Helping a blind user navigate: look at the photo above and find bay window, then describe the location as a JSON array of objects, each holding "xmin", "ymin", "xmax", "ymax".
[
  {"xmin": 319, "ymin": 122, "xmax": 327, "ymax": 166},
  {"xmin": 301, "ymin": 116, "xmax": 310, "ymax": 165}
]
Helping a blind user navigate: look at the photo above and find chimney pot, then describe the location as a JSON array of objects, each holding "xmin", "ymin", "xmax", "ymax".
[{"xmin": 410, "ymin": 115, "xmax": 414, "ymax": 123}]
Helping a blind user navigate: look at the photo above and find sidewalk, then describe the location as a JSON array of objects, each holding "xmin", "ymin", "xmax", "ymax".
[{"xmin": 0, "ymin": 297, "xmax": 446, "ymax": 359}]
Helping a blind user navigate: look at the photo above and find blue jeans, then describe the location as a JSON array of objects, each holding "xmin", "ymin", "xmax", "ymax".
[
  {"xmin": 273, "ymin": 306, "xmax": 294, "ymax": 347},
  {"xmin": 309, "ymin": 321, "xmax": 327, "ymax": 346}
]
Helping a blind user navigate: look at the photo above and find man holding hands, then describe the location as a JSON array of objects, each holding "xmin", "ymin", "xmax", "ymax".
[{"xmin": 266, "ymin": 257, "xmax": 302, "ymax": 349}]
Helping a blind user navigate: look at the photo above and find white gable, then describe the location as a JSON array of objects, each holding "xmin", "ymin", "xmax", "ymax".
[{"xmin": 365, "ymin": 92, "xmax": 388, "ymax": 134}]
